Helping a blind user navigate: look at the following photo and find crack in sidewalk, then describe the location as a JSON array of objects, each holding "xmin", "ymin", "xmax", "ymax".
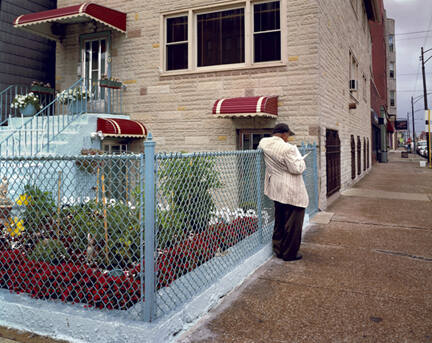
[
  {"xmin": 375, "ymin": 249, "xmax": 432, "ymax": 262},
  {"xmin": 331, "ymin": 218, "xmax": 432, "ymax": 231}
]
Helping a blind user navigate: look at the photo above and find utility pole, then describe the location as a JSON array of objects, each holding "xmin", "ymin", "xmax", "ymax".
[
  {"xmin": 421, "ymin": 47, "xmax": 428, "ymax": 110},
  {"xmin": 411, "ymin": 96, "xmax": 416, "ymax": 151},
  {"xmin": 421, "ymin": 46, "xmax": 431, "ymax": 166}
]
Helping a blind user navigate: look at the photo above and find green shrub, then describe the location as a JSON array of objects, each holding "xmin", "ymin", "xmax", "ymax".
[
  {"xmin": 28, "ymin": 239, "xmax": 69, "ymax": 264},
  {"xmin": 158, "ymin": 155, "xmax": 222, "ymax": 236}
]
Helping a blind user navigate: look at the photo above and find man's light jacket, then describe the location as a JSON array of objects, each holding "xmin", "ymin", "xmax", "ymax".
[{"xmin": 258, "ymin": 136, "xmax": 309, "ymax": 208}]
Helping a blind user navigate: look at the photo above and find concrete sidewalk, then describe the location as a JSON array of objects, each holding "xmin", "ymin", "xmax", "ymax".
[{"xmin": 179, "ymin": 152, "xmax": 432, "ymax": 342}]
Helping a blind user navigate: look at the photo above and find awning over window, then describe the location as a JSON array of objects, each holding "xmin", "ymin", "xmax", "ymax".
[
  {"xmin": 387, "ymin": 121, "xmax": 395, "ymax": 133},
  {"xmin": 14, "ymin": 3, "xmax": 127, "ymax": 41},
  {"xmin": 212, "ymin": 96, "xmax": 278, "ymax": 118},
  {"xmin": 97, "ymin": 118, "xmax": 147, "ymax": 138}
]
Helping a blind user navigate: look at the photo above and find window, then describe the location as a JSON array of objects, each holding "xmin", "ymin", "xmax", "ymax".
[
  {"xmin": 102, "ymin": 142, "xmax": 128, "ymax": 154},
  {"xmin": 238, "ymin": 129, "xmax": 272, "ymax": 150},
  {"xmin": 254, "ymin": 2, "xmax": 281, "ymax": 62},
  {"xmin": 198, "ymin": 9, "xmax": 245, "ymax": 67},
  {"xmin": 164, "ymin": 1, "xmax": 282, "ymax": 72},
  {"xmin": 389, "ymin": 62, "xmax": 395, "ymax": 78},
  {"xmin": 390, "ymin": 90, "xmax": 395, "ymax": 107},
  {"xmin": 389, "ymin": 35, "xmax": 394, "ymax": 52},
  {"xmin": 166, "ymin": 16, "xmax": 188, "ymax": 70},
  {"xmin": 362, "ymin": 74, "xmax": 367, "ymax": 100},
  {"xmin": 349, "ymin": 51, "xmax": 359, "ymax": 93}
]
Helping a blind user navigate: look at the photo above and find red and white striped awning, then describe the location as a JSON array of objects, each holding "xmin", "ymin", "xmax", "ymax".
[
  {"xmin": 97, "ymin": 118, "xmax": 147, "ymax": 138},
  {"xmin": 14, "ymin": 3, "xmax": 127, "ymax": 41},
  {"xmin": 212, "ymin": 96, "xmax": 278, "ymax": 118}
]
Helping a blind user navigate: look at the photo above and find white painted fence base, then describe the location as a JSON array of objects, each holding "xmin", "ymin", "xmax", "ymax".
[
  {"xmin": 0, "ymin": 246, "xmax": 273, "ymax": 343},
  {"xmin": 0, "ymin": 216, "xmax": 311, "ymax": 343}
]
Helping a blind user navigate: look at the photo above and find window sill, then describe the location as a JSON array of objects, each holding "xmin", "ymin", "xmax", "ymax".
[{"xmin": 160, "ymin": 61, "xmax": 287, "ymax": 77}]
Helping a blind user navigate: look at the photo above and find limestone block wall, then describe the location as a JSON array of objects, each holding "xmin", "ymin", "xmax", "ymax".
[
  {"xmin": 56, "ymin": 0, "xmax": 320, "ymax": 153},
  {"xmin": 316, "ymin": 0, "xmax": 373, "ymax": 208},
  {"xmin": 55, "ymin": 0, "xmax": 374, "ymax": 210}
]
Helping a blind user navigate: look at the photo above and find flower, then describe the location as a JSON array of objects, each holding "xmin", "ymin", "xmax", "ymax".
[
  {"xmin": 16, "ymin": 193, "xmax": 31, "ymax": 206},
  {"xmin": 56, "ymin": 86, "xmax": 91, "ymax": 104},
  {"xmin": 5, "ymin": 217, "xmax": 25, "ymax": 237},
  {"xmin": 31, "ymin": 80, "xmax": 51, "ymax": 88},
  {"xmin": 10, "ymin": 93, "xmax": 41, "ymax": 111}
]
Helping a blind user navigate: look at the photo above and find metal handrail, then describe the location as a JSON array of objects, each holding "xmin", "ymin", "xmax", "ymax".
[
  {"xmin": 0, "ymin": 85, "xmax": 29, "ymax": 123},
  {"xmin": 0, "ymin": 79, "xmax": 86, "ymax": 157}
]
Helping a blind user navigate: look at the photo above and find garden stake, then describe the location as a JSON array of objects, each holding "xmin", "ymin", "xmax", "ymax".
[
  {"xmin": 101, "ymin": 174, "xmax": 109, "ymax": 264},
  {"xmin": 56, "ymin": 171, "xmax": 62, "ymax": 238},
  {"xmin": 125, "ymin": 164, "xmax": 129, "ymax": 203},
  {"xmin": 96, "ymin": 167, "xmax": 100, "ymax": 203}
]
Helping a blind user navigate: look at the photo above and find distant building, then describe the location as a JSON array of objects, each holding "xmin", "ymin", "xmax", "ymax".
[
  {"xmin": 369, "ymin": 0, "xmax": 394, "ymax": 163},
  {"xmin": 386, "ymin": 16, "xmax": 397, "ymax": 150}
]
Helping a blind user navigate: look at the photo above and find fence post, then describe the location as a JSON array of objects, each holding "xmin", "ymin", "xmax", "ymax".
[
  {"xmin": 143, "ymin": 133, "xmax": 156, "ymax": 322},
  {"xmin": 312, "ymin": 142, "xmax": 319, "ymax": 214},
  {"xmin": 255, "ymin": 151, "xmax": 263, "ymax": 243}
]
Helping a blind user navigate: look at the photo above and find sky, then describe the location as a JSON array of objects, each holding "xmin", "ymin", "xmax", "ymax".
[{"xmin": 384, "ymin": 0, "xmax": 432, "ymax": 136}]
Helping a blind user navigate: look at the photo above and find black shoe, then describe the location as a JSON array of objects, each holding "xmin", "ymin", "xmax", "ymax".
[{"xmin": 283, "ymin": 254, "xmax": 302, "ymax": 261}]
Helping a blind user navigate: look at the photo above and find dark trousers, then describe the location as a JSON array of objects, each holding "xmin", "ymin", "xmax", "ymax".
[{"xmin": 273, "ymin": 201, "xmax": 305, "ymax": 260}]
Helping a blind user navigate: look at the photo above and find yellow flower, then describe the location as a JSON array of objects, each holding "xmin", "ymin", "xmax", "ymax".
[
  {"xmin": 5, "ymin": 217, "xmax": 25, "ymax": 237},
  {"xmin": 16, "ymin": 193, "xmax": 31, "ymax": 206}
]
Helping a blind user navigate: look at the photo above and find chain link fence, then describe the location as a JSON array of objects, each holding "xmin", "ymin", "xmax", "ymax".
[{"xmin": 0, "ymin": 141, "xmax": 318, "ymax": 322}]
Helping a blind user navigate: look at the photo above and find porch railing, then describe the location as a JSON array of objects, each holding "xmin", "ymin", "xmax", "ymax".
[
  {"xmin": 87, "ymin": 81, "xmax": 124, "ymax": 114},
  {"xmin": 0, "ymin": 85, "xmax": 29, "ymax": 125},
  {"xmin": 0, "ymin": 79, "xmax": 87, "ymax": 157}
]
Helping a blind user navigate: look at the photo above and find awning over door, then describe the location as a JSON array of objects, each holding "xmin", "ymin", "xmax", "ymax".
[
  {"xmin": 97, "ymin": 118, "xmax": 147, "ymax": 138},
  {"xmin": 212, "ymin": 96, "xmax": 278, "ymax": 118},
  {"xmin": 14, "ymin": 3, "xmax": 127, "ymax": 41}
]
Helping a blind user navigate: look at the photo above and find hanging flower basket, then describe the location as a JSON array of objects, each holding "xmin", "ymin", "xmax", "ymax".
[
  {"xmin": 100, "ymin": 79, "xmax": 123, "ymax": 89},
  {"xmin": 30, "ymin": 85, "xmax": 55, "ymax": 95}
]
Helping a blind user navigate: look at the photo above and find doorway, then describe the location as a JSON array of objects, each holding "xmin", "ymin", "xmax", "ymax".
[
  {"xmin": 326, "ymin": 129, "xmax": 341, "ymax": 197},
  {"xmin": 81, "ymin": 32, "xmax": 110, "ymax": 110}
]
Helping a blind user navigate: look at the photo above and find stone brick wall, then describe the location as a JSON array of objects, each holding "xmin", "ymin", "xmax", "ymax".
[
  {"xmin": 316, "ymin": 0, "xmax": 373, "ymax": 208},
  {"xmin": 56, "ymin": 0, "xmax": 320, "ymax": 152},
  {"xmin": 386, "ymin": 17, "xmax": 396, "ymax": 117},
  {"xmin": 55, "ymin": 0, "xmax": 374, "ymax": 209}
]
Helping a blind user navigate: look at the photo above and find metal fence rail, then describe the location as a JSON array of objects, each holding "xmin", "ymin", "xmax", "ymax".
[{"xmin": 0, "ymin": 138, "xmax": 319, "ymax": 322}]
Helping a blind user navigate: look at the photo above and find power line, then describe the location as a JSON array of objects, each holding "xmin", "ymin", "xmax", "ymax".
[{"xmin": 393, "ymin": 29, "xmax": 432, "ymax": 36}]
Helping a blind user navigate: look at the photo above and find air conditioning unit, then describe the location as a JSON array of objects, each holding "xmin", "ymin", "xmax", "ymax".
[{"xmin": 349, "ymin": 80, "xmax": 358, "ymax": 91}]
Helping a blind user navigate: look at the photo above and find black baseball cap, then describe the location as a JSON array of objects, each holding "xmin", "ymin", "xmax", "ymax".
[{"xmin": 272, "ymin": 123, "xmax": 295, "ymax": 136}]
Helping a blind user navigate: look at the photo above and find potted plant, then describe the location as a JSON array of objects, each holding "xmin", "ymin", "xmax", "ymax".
[
  {"xmin": 10, "ymin": 92, "xmax": 41, "ymax": 117},
  {"xmin": 100, "ymin": 75, "xmax": 122, "ymax": 89},
  {"xmin": 30, "ymin": 81, "xmax": 55, "ymax": 95},
  {"xmin": 56, "ymin": 86, "xmax": 91, "ymax": 114}
]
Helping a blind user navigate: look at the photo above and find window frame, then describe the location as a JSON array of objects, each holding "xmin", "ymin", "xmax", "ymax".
[
  {"xmin": 389, "ymin": 62, "xmax": 395, "ymax": 79},
  {"xmin": 161, "ymin": 0, "xmax": 286, "ymax": 75},
  {"xmin": 349, "ymin": 50, "xmax": 359, "ymax": 99},
  {"xmin": 362, "ymin": 74, "xmax": 367, "ymax": 101},
  {"xmin": 388, "ymin": 34, "xmax": 394, "ymax": 52},
  {"xmin": 165, "ymin": 14, "xmax": 189, "ymax": 71},
  {"xmin": 389, "ymin": 90, "xmax": 395, "ymax": 107}
]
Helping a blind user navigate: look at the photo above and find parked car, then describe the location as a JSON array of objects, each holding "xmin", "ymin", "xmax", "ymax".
[{"xmin": 417, "ymin": 141, "xmax": 427, "ymax": 157}]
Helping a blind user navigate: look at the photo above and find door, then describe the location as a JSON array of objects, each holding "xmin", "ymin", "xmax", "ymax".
[
  {"xmin": 351, "ymin": 135, "xmax": 356, "ymax": 180},
  {"xmin": 326, "ymin": 129, "xmax": 341, "ymax": 197},
  {"xmin": 82, "ymin": 37, "xmax": 109, "ymax": 104}
]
